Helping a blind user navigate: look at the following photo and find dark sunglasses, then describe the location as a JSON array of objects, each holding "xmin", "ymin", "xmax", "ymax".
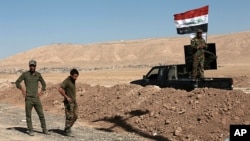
[{"xmin": 29, "ymin": 64, "xmax": 36, "ymax": 67}]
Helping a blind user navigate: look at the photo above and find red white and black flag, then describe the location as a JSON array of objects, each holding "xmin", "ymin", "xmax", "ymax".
[{"xmin": 174, "ymin": 5, "xmax": 209, "ymax": 35}]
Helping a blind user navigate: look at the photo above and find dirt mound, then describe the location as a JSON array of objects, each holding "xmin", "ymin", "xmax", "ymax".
[{"xmin": 1, "ymin": 75, "xmax": 250, "ymax": 141}]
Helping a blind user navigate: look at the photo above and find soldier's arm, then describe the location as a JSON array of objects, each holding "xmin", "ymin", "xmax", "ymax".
[
  {"xmin": 15, "ymin": 73, "xmax": 26, "ymax": 97},
  {"xmin": 39, "ymin": 74, "xmax": 46, "ymax": 91},
  {"xmin": 58, "ymin": 87, "xmax": 72, "ymax": 102},
  {"xmin": 37, "ymin": 74, "xmax": 46, "ymax": 97},
  {"xmin": 201, "ymin": 39, "xmax": 208, "ymax": 49},
  {"xmin": 58, "ymin": 79, "xmax": 72, "ymax": 102},
  {"xmin": 191, "ymin": 39, "xmax": 196, "ymax": 48}
]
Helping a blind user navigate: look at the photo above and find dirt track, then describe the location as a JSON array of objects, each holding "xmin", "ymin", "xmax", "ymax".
[{"xmin": 0, "ymin": 103, "xmax": 146, "ymax": 141}]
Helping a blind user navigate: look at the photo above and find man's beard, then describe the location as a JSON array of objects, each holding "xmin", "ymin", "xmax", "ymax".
[
  {"xmin": 70, "ymin": 77, "xmax": 76, "ymax": 84},
  {"xmin": 30, "ymin": 69, "xmax": 35, "ymax": 73}
]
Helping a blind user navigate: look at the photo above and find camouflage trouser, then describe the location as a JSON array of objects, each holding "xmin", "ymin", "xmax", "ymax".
[
  {"xmin": 192, "ymin": 52, "xmax": 205, "ymax": 79},
  {"xmin": 25, "ymin": 97, "xmax": 47, "ymax": 131},
  {"xmin": 64, "ymin": 101, "xmax": 78, "ymax": 133}
]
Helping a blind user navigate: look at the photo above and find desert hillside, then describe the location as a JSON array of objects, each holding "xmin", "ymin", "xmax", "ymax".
[
  {"xmin": 0, "ymin": 31, "xmax": 250, "ymax": 141},
  {"xmin": 0, "ymin": 31, "xmax": 249, "ymax": 69}
]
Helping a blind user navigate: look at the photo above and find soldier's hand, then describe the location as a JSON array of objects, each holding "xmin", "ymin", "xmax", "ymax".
[
  {"xmin": 201, "ymin": 43, "xmax": 206, "ymax": 48},
  {"xmin": 22, "ymin": 93, "xmax": 26, "ymax": 98},
  {"xmin": 66, "ymin": 96, "xmax": 72, "ymax": 102},
  {"xmin": 37, "ymin": 91, "xmax": 44, "ymax": 97},
  {"xmin": 21, "ymin": 89, "xmax": 26, "ymax": 98}
]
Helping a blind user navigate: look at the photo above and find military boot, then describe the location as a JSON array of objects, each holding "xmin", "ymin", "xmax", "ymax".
[
  {"xmin": 43, "ymin": 129, "xmax": 50, "ymax": 135},
  {"xmin": 28, "ymin": 130, "xmax": 34, "ymax": 136},
  {"xmin": 64, "ymin": 127, "xmax": 74, "ymax": 137}
]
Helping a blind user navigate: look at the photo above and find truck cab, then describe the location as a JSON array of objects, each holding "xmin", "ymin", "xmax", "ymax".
[
  {"xmin": 131, "ymin": 64, "xmax": 233, "ymax": 91},
  {"xmin": 130, "ymin": 43, "xmax": 233, "ymax": 91}
]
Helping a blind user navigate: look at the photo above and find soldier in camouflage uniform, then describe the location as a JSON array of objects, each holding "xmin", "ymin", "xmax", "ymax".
[
  {"xmin": 15, "ymin": 60, "xmax": 49, "ymax": 136},
  {"xmin": 191, "ymin": 29, "xmax": 207, "ymax": 79},
  {"xmin": 58, "ymin": 69, "xmax": 79, "ymax": 136}
]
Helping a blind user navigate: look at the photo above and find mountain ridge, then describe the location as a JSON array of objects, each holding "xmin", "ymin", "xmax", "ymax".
[{"xmin": 1, "ymin": 31, "xmax": 250, "ymax": 69}]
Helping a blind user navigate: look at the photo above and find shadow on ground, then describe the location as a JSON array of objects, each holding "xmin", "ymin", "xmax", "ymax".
[
  {"xmin": 93, "ymin": 109, "xmax": 170, "ymax": 141},
  {"xmin": 48, "ymin": 129, "xmax": 65, "ymax": 136},
  {"xmin": 6, "ymin": 127, "xmax": 50, "ymax": 135},
  {"xmin": 7, "ymin": 127, "xmax": 27, "ymax": 134}
]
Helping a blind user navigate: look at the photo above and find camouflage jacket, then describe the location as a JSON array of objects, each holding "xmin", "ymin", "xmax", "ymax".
[
  {"xmin": 191, "ymin": 37, "xmax": 207, "ymax": 50},
  {"xmin": 191, "ymin": 37, "xmax": 207, "ymax": 57}
]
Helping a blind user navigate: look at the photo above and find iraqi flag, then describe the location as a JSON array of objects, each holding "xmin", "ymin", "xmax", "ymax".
[{"xmin": 174, "ymin": 5, "xmax": 208, "ymax": 34}]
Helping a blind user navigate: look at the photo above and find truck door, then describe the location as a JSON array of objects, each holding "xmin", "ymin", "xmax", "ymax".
[{"xmin": 145, "ymin": 67, "xmax": 160, "ymax": 85}]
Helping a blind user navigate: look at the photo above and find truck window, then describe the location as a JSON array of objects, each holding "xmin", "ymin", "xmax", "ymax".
[
  {"xmin": 146, "ymin": 68, "xmax": 159, "ymax": 80},
  {"xmin": 177, "ymin": 65, "xmax": 190, "ymax": 78},
  {"xmin": 168, "ymin": 66, "xmax": 177, "ymax": 80}
]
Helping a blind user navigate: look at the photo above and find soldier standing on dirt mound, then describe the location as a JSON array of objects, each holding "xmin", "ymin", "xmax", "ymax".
[
  {"xmin": 15, "ymin": 59, "xmax": 50, "ymax": 136},
  {"xmin": 191, "ymin": 29, "xmax": 208, "ymax": 79},
  {"xmin": 58, "ymin": 68, "xmax": 79, "ymax": 136}
]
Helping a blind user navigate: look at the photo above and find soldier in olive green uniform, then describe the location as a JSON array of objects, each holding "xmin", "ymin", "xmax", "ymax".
[
  {"xmin": 58, "ymin": 69, "xmax": 79, "ymax": 136},
  {"xmin": 15, "ymin": 60, "xmax": 49, "ymax": 136},
  {"xmin": 191, "ymin": 29, "xmax": 208, "ymax": 79}
]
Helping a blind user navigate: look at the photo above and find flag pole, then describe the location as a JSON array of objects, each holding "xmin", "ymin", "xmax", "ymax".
[{"xmin": 206, "ymin": 31, "xmax": 208, "ymax": 43}]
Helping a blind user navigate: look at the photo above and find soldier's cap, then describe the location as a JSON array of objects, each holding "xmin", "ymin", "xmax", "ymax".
[
  {"xmin": 197, "ymin": 29, "xmax": 203, "ymax": 33},
  {"xmin": 29, "ymin": 60, "xmax": 37, "ymax": 66}
]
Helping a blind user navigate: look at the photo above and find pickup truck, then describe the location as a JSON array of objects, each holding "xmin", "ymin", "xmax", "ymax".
[
  {"xmin": 130, "ymin": 43, "xmax": 233, "ymax": 91},
  {"xmin": 130, "ymin": 64, "xmax": 233, "ymax": 91}
]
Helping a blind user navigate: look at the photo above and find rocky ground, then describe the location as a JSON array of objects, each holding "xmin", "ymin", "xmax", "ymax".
[{"xmin": 0, "ymin": 74, "xmax": 250, "ymax": 141}]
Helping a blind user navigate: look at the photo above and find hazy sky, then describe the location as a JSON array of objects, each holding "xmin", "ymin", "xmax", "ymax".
[{"xmin": 0, "ymin": 0, "xmax": 249, "ymax": 59}]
